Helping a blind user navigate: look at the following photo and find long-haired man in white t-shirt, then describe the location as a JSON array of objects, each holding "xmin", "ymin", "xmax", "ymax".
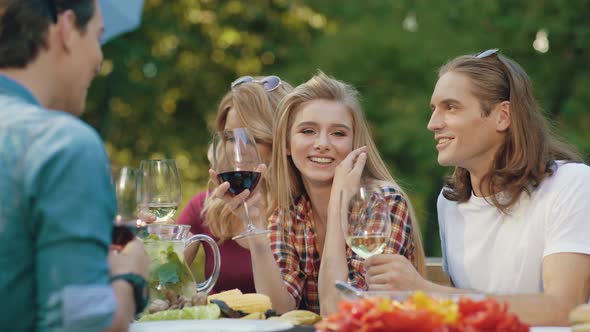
[{"xmin": 363, "ymin": 49, "xmax": 590, "ymax": 326}]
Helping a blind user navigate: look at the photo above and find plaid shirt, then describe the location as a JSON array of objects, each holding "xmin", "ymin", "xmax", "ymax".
[{"xmin": 268, "ymin": 185, "xmax": 416, "ymax": 313}]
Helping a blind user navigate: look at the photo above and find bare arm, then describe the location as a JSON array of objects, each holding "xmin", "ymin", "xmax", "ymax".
[
  {"xmin": 104, "ymin": 240, "xmax": 150, "ymax": 332},
  {"xmin": 318, "ymin": 147, "xmax": 368, "ymax": 315},
  {"xmin": 494, "ymin": 253, "xmax": 590, "ymax": 326},
  {"xmin": 103, "ymin": 281, "xmax": 136, "ymax": 332},
  {"xmin": 249, "ymin": 236, "xmax": 296, "ymax": 314},
  {"xmin": 318, "ymin": 198, "xmax": 349, "ymax": 316}
]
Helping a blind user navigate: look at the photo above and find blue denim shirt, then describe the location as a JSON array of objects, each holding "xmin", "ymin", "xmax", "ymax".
[{"xmin": 0, "ymin": 74, "xmax": 117, "ymax": 332}]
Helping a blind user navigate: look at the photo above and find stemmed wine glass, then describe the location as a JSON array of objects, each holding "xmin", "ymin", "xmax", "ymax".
[
  {"xmin": 342, "ymin": 185, "xmax": 391, "ymax": 259},
  {"xmin": 112, "ymin": 167, "xmax": 145, "ymax": 250},
  {"xmin": 138, "ymin": 159, "xmax": 182, "ymax": 223},
  {"xmin": 212, "ymin": 128, "xmax": 270, "ymax": 240}
]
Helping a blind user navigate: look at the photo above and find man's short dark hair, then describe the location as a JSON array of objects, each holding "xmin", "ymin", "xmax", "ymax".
[{"xmin": 0, "ymin": 0, "xmax": 95, "ymax": 68}]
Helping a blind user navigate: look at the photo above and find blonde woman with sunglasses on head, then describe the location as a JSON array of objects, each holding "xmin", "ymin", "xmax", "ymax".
[
  {"xmin": 177, "ymin": 75, "xmax": 293, "ymax": 294},
  {"xmin": 245, "ymin": 71, "xmax": 425, "ymax": 315}
]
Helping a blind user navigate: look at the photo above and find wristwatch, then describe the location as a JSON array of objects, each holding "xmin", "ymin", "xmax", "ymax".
[{"xmin": 111, "ymin": 273, "xmax": 149, "ymax": 315}]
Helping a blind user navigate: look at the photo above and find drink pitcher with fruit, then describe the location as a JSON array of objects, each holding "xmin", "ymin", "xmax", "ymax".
[
  {"xmin": 136, "ymin": 159, "xmax": 219, "ymax": 307},
  {"xmin": 143, "ymin": 224, "xmax": 220, "ymax": 306}
]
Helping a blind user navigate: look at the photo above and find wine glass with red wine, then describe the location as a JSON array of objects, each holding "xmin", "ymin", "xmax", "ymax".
[
  {"xmin": 112, "ymin": 167, "xmax": 145, "ymax": 250},
  {"xmin": 212, "ymin": 128, "xmax": 270, "ymax": 240}
]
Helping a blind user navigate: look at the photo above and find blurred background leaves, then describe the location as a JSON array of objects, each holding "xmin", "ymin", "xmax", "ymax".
[{"xmin": 84, "ymin": 0, "xmax": 590, "ymax": 255}]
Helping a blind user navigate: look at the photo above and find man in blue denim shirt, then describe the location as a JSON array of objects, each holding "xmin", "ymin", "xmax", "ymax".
[{"xmin": 0, "ymin": 1, "xmax": 149, "ymax": 331}]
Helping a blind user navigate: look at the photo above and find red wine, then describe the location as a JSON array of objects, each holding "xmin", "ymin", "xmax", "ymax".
[
  {"xmin": 112, "ymin": 223, "xmax": 142, "ymax": 247},
  {"xmin": 217, "ymin": 171, "xmax": 261, "ymax": 196}
]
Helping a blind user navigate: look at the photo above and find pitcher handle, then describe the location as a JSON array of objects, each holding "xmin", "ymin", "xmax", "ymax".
[{"xmin": 185, "ymin": 234, "xmax": 220, "ymax": 294}]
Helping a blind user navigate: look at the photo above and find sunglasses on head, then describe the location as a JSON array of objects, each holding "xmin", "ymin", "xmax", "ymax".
[
  {"xmin": 231, "ymin": 75, "xmax": 282, "ymax": 92},
  {"xmin": 475, "ymin": 48, "xmax": 499, "ymax": 59}
]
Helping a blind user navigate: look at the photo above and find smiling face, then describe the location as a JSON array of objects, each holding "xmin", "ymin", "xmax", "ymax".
[
  {"xmin": 428, "ymin": 71, "xmax": 506, "ymax": 176},
  {"xmin": 288, "ymin": 99, "xmax": 354, "ymax": 188}
]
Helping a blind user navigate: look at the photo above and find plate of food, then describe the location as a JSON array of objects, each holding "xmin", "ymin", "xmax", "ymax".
[
  {"xmin": 133, "ymin": 289, "xmax": 320, "ymax": 331},
  {"xmin": 130, "ymin": 319, "xmax": 293, "ymax": 332}
]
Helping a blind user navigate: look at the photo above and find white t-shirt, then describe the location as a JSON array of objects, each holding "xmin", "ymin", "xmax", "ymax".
[{"xmin": 438, "ymin": 162, "xmax": 590, "ymax": 294}]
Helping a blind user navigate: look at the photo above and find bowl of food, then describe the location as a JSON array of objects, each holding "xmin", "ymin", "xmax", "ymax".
[
  {"xmin": 361, "ymin": 289, "xmax": 486, "ymax": 302},
  {"xmin": 334, "ymin": 280, "xmax": 485, "ymax": 302},
  {"xmin": 319, "ymin": 290, "xmax": 529, "ymax": 332}
]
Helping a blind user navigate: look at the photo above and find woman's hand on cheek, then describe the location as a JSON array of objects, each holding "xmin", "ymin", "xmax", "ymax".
[{"xmin": 332, "ymin": 146, "xmax": 367, "ymax": 204}]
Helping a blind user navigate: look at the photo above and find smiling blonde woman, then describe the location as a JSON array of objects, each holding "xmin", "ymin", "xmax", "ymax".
[{"xmin": 245, "ymin": 71, "xmax": 425, "ymax": 315}]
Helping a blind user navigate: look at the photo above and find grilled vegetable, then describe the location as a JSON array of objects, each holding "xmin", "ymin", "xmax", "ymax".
[{"xmin": 209, "ymin": 299, "xmax": 245, "ymax": 318}]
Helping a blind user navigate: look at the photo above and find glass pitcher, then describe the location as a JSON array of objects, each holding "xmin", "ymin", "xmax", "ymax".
[{"xmin": 142, "ymin": 224, "xmax": 220, "ymax": 302}]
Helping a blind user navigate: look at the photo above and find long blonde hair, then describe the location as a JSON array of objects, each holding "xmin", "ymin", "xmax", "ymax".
[
  {"xmin": 270, "ymin": 71, "xmax": 425, "ymax": 274},
  {"xmin": 203, "ymin": 78, "xmax": 293, "ymax": 242}
]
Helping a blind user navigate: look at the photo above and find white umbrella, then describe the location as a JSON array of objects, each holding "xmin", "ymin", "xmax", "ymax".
[{"xmin": 99, "ymin": 0, "xmax": 145, "ymax": 44}]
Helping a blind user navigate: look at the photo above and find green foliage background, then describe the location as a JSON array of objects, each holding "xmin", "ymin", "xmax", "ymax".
[{"xmin": 85, "ymin": 0, "xmax": 590, "ymax": 256}]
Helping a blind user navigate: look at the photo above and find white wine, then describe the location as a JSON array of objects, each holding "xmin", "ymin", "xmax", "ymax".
[
  {"xmin": 346, "ymin": 235, "xmax": 388, "ymax": 259},
  {"xmin": 148, "ymin": 204, "xmax": 177, "ymax": 223}
]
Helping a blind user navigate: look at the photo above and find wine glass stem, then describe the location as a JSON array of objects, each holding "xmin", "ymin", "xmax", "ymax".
[{"xmin": 242, "ymin": 201, "xmax": 255, "ymax": 231}]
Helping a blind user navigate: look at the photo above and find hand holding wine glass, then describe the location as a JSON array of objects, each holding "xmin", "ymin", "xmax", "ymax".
[
  {"xmin": 208, "ymin": 164, "xmax": 267, "ymax": 227},
  {"xmin": 343, "ymin": 185, "xmax": 391, "ymax": 259},
  {"xmin": 112, "ymin": 167, "xmax": 145, "ymax": 250},
  {"xmin": 212, "ymin": 128, "xmax": 270, "ymax": 240}
]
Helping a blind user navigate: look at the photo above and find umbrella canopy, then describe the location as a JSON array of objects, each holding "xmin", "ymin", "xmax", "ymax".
[{"xmin": 99, "ymin": 0, "xmax": 145, "ymax": 44}]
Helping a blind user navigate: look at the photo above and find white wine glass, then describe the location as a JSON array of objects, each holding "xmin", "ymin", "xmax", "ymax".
[
  {"xmin": 212, "ymin": 128, "xmax": 270, "ymax": 240},
  {"xmin": 138, "ymin": 159, "xmax": 181, "ymax": 223},
  {"xmin": 111, "ymin": 167, "xmax": 145, "ymax": 250},
  {"xmin": 343, "ymin": 185, "xmax": 391, "ymax": 259}
]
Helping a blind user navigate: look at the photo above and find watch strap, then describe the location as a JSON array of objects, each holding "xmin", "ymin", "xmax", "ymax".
[{"xmin": 110, "ymin": 273, "xmax": 149, "ymax": 315}]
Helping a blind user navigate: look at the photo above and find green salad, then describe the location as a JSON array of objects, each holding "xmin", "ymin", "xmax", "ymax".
[{"xmin": 139, "ymin": 303, "xmax": 220, "ymax": 321}]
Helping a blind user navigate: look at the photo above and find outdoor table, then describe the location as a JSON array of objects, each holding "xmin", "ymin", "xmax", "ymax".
[{"xmin": 281, "ymin": 325, "xmax": 315, "ymax": 332}]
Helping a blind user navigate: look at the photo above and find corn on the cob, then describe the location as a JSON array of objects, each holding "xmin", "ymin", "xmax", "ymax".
[
  {"xmin": 207, "ymin": 288, "xmax": 242, "ymax": 304},
  {"xmin": 225, "ymin": 293, "xmax": 272, "ymax": 314}
]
